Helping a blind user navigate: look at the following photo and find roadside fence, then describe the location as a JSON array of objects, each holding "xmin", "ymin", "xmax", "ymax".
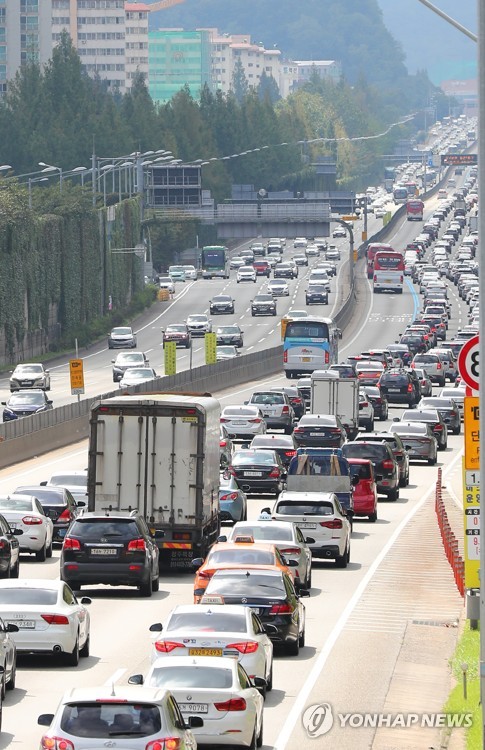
[{"xmin": 435, "ymin": 467, "xmax": 465, "ymax": 597}]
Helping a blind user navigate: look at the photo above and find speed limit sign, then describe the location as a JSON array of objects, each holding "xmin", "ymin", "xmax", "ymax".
[{"xmin": 458, "ymin": 334, "xmax": 479, "ymax": 391}]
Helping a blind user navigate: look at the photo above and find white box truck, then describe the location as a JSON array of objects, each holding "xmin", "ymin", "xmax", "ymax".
[
  {"xmin": 310, "ymin": 370, "xmax": 359, "ymax": 438},
  {"xmin": 87, "ymin": 393, "xmax": 221, "ymax": 569}
]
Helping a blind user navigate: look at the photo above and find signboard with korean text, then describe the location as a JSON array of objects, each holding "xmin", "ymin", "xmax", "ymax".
[
  {"xmin": 205, "ymin": 332, "xmax": 217, "ymax": 365},
  {"xmin": 69, "ymin": 359, "xmax": 85, "ymax": 395},
  {"xmin": 164, "ymin": 341, "xmax": 176, "ymax": 376},
  {"xmin": 464, "ymin": 397, "xmax": 479, "ymax": 470},
  {"xmin": 463, "ymin": 459, "xmax": 480, "ymax": 589},
  {"xmin": 441, "ymin": 154, "xmax": 477, "ymax": 166}
]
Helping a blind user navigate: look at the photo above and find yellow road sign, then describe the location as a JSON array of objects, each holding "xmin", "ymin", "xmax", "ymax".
[
  {"xmin": 205, "ymin": 332, "xmax": 217, "ymax": 365},
  {"xmin": 341, "ymin": 215, "xmax": 359, "ymax": 221},
  {"xmin": 361, "ymin": 231, "xmax": 367, "ymax": 242},
  {"xmin": 69, "ymin": 359, "xmax": 85, "ymax": 395},
  {"xmin": 464, "ymin": 396, "xmax": 479, "ymax": 469},
  {"xmin": 463, "ymin": 458, "xmax": 480, "ymax": 588},
  {"xmin": 164, "ymin": 341, "xmax": 176, "ymax": 375}
]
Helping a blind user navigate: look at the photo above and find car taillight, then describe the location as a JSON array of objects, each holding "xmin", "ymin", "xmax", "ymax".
[
  {"xmin": 282, "ymin": 405, "xmax": 290, "ymax": 414},
  {"xmin": 268, "ymin": 467, "xmax": 281, "ymax": 478},
  {"xmin": 325, "ymin": 351, "xmax": 329, "ymax": 364},
  {"xmin": 41, "ymin": 614, "xmax": 70, "ymax": 625},
  {"xmin": 57, "ymin": 508, "xmax": 71, "ymax": 522},
  {"xmin": 437, "ymin": 363, "xmax": 442, "ymax": 369},
  {"xmin": 434, "ymin": 424, "xmax": 443, "ymax": 431},
  {"xmin": 283, "ymin": 351, "xmax": 288, "ymax": 363},
  {"xmin": 154, "ymin": 641, "xmax": 186, "ymax": 653},
  {"xmin": 374, "ymin": 274, "xmax": 377, "ymax": 282},
  {"xmin": 220, "ymin": 440, "xmax": 227, "ymax": 447},
  {"xmin": 214, "ymin": 698, "xmax": 247, "ymax": 712},
  {"xmin": 279, "ymin": 547, "xmax": 301, "ymax": 555},
  {"xmin": 319, "ymin": 519, "xmax": 343, "ymax": 529},
  {"xmin": 360, "ymin": 401, "xmax": 369, "ymax": 408},
  {"xmin": 292, "ymin": 398, "xmax": 303, "ymax": 405},
  {"xmin": 382, "ymin": 460, "xmax": 395, "ymax": 469},
  {"xmin": 127, "ymin": 538, "xmax": 146, "ymax": 551},
  {"xmin": 249, "ymin": 418, "xmax": 262, "ymax": 424},
  {"xmin": 220, "ymin": 492, "xmax": 239, "ymax": 502},
  {"xmin": 220, "ymin": 418, "xmax": 229, "ymax": 423},
  {"xmin": 400, "ymin": 275, "xmax": 403, "ymax": 283},
  {"xmin": 285, "ymin": 450, "xmax": 297, "ymax": 457},
  {"xmin": 227, "ymin": 641, "xmax": 259, "ymax": 654},
  {"xmin": 197, "ymin": 570, "xmax": 212, "ymax": 579},
  {"xmin": 41, "ymin": 738, "xmax": 75, "ymax": 750},
  {"xmin": 407, "ymin": 384, "xmax": 413, "ymax": 392},
  {"xmin": 22, "ymin": 516, "xmax": 43, "ymax": 525},
  {"xmin": 269, "ymin": 603, "xmax": 293, "ymax": 614},
  {"xmin": 293, "ymin": 428, "xmax": 303, "ymax": 433},
  {"xmin": 410, "ymin": 363, "xmax": 415, "ymax": 368},
  {"xmin": 63, "ymin": 538, "xmax": 81, "ymax": 550},
  {"xmin": 147, "ymin": 740, "xmax": 181, "ymax": 750}
]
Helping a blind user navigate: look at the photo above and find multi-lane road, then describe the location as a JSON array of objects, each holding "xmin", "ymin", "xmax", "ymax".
[{"xmin": 0, "ymin": 190, "xmax": 470, "ymax": 749}]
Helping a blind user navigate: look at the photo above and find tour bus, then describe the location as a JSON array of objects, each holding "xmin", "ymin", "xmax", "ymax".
[
  {"xmin": 366, "ymin": 242, "xmax": 393, "ymax": 279},
  {"xmin": 406, "ymin": 199, "xmax": 424, "ymax": 221},
  {"xmin": 201, "ymin": 245, "xmax": 229, "ymax": 279},
  {"xmin": 393, "ymin": 186, "xmax": 408, "ymax": 204},
  {"xmin": 373, "ymin": 250, "xmax": 405, "ymax": 294},
  {"xmin": 283, "ymin": 316, "xmax": 341, "ymax": 379}
]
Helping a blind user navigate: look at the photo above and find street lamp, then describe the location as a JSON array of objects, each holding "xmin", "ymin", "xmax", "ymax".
[
  {"xmin": 0, "ymin": 165, "xmax": 12, "ymax": 173},
  {"xmin": 39, "ymin": 162, "xmax": 62, "ymax": 192},
  {"xmin": 71, "ymin": 166, "xmax": 88, "ymax": 186}
]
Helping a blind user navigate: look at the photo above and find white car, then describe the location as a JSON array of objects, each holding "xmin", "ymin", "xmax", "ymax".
[
  {"xmin": 308, "ymin": 270, "xmax": 331, "ymax": 290},
  {"xmin": 294, "ymin": 237, "xmax": 308, "ymax": 248},
  {"xmin": 159, "ymin": 276, "xmax": 175, "ymax": 294},
  {"xmin": 9, "ymin": 363, "xmax": 50, "ymax": 392},
  {"xmin": 186, "ymin": 314, "xmax": 212, "ymax": 336},
  {"xmin": 0, "ymin": 579, "xmax": 91, "ymax": 665},
  {"xmin": 182, "ymin": 264, "xmax": 198, "ymax": 280},
  {"xmin": 40, "ymin": 470, "xmax": 88, "ymax": 507},
  {"xmin": 305, "ymin": 244, "xmax": 319, "ymax": 256},
  {"xmin": 216, "ymin": 346, "xmax": 240, "ymax": 361},
  {"xmin": 220, "ymin": 405, "xmax": 266, "ymax": 440},
  {"xmin": 147, "ymin": 604, "xmax": 273, "ymax": 689},
  {"xmin": 0, "ymin": 495, "xmax": 53, "ymax": 560},
  {"xmin": 332, "ymin": 226, "xmax": 346, "ymax": 238},
  {"xmin": 237, "ymin": 266, "xmax": 257, "ymax": 283},
  {"xmin": 119, "ymin": 367, "xmax": 158, "ymax": 389},
  {"xmin": 230, "ymin": 256, "xmax": 246, "ymax": 269},
  {"xmin": 325, "ymin": 245, "xmax": 341, "ymax": 260},
  {"xmin": 129, "ymin": 656, "xmax": 265, "ymax": 746},
  {"xmin": 37, "ymin": 686, "xmax": 199, "ymax": 750},
  {"xmin": 267, "ymin": 279, "xmax": 290, "ymax": 296}
]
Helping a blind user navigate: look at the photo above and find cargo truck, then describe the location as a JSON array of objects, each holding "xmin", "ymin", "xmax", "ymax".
[
  {"xmin": 87, "ymin": 393, "xmax": 221, "ymax": 569},
  {"xmin": 286, "ymin": 448, "xmax": 356, "ymax": 515},
  {"xmin": 310, "ymin": 370, "xmax": 359, "ymax": 439}
]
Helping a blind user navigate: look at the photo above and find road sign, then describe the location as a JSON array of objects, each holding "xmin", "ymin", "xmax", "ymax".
[
  {"xmin": 463, "ymin": 459, "xmax": 480, "ymax": 588},
  {"xmin": 441, "ymin": 153, "xmax": 477, "ymax": 166},
  {"xmin": 464, "ymin": 396, "xmax": 480, "ymax": 470},
  {"xmin": 164, "ymin": 341, "xmax": 176, "ymax": 375},
  {"xmin": 205, "ymin": 332, "xmax": 217, "ymax": 365},
  {"xmin": 69, "ymin": 359, "xmax": 85, "ymax": 395},
  {"xmin": 458, "ymin": 334, "xmax": 479, "ymax": 391},
  {"xmin": 341, "ymin": 215, "xmax": 359, "ymax": 221}
]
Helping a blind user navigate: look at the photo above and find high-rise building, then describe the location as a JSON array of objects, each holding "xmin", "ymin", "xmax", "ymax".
[
  {"xmin": 148, "ymin": 29, "xmax": 211, "ymax": 103},
  {"xmin": 1, "ymin": 0, "xmax": 53, "ymax": 96}
]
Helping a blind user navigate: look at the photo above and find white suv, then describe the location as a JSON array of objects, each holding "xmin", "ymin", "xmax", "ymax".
[{"xmin": 237, "ymin": 266, "xmax": 257, "ymax": 283}]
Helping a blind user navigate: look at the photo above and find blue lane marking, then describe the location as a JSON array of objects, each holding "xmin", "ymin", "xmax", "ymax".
[{"xmin": 405, "ymin": 277, "xmax": 419, "ymax": 321}]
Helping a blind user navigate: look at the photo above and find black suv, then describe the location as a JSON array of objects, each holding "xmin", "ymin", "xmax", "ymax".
[
  {"xmin": 378, "ymin": 368, "xmax": 420, "ymax": 406},
  {"xmin": 251, "ymin": 294, "xmax": 277, "ymax": 317},
  {"xmin": 15, "ymin": 485, "xmax": 82, "ymax": 543},
  {"xmin": 60, "ymin": 511, "xmax": 161, "ymax": 597},
  {"xmin": 342, "ymin": 441, "xmax": 400, "ymax": 501},
  {"xmin": 355, "ymin": 432, "xmax": 410, "ymax": 487}
]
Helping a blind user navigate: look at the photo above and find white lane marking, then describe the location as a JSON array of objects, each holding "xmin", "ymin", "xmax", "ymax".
[
  {"xmin": 246, "ymin": 346, "xmax": 254, "ymax": 352},
  {"xmin": 274, "ymin": 446, "xmax": 464, "ymax": 750},
  {"xmin": 103, "ymin": 668, "xmax": 126, "ymax": 687},
  {"xmin": 145, "ymin": 348, "xmax": 154, "ymax": 354},
  {"xmin": 258, "ymin": 338, "xmax": 265, "ymax": 343},
  {"xmin": 340, "ymin": 276, "xmax": 374, "ymax": 355},
  {"xmin": 0, "ymin": 446, "xmax": 88, "ymax": 487}
]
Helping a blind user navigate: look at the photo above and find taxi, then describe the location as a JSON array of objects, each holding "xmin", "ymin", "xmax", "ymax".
[{"xmin": 192, "ymin": 537, "xmax": 297, "ymax": 603}]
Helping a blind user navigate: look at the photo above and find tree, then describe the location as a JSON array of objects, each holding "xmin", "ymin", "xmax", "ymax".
[
  {"xmin": 232, "ymin": 58, "xmax": 249, "ymax": 104},
  {"xmin": 258, "ymin": 71, "xmax": 280, "ymax": 104}
]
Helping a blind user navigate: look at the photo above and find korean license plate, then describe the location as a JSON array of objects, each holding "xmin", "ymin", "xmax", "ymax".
[
  {"xmin": 244, "ymin": 471, "xmax": 262, "ymax": 477},
  {"xmin": 178, "ymin": 704, "xmax": 208, "ymax": 714},
  {"xmin": 388, "ymin": 388, "xmax": 400, "ymax": 392},
  {"xmin": 90, "ymin": 548, "xmax": 117, "ymax": 555},
  {"xmin": 300, "ymin": 523, "xmax": 317, "ymax": 529},
  {"xmin": 188, "ymin": 648, "xmax": 223, "ymax": 657},
  {"xmin": 310, "ymin": 432, "xmax": 322, "ymax": 436},
  {"xmin": 302, "ymin": 357, "xmax": 311, "ymax": 362},
  {"xmin": 231, "ymin": 421, "xmax": 246, "ymax": 426},
  {"xmin": 250, "ymin": 607, "xmax": 261, "ymax": 615},
  {"xmin": 8, "ymin": 523, "xmax": 18, "ymax": 529},
  {"xmin": 8, "ymin": 620, "xmax": 35, "ymax": 629}
]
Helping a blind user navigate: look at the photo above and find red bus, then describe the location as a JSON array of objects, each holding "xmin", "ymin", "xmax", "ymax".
[
  {"xmin": 406, "ymin": 199, "xmax": 424, "ymax": 221},
  {"xmin": 373, "ymin": 251, "xmax": 405, "ymax": 294},
  {"xmin": 366, "ymin": 243, "xmax": 393, "ymax": 279}
]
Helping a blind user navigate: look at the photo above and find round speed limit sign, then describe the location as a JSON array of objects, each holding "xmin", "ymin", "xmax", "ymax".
[{"xmin": 458, "ymin": 334, "xmax": 479, "ymax": 391}]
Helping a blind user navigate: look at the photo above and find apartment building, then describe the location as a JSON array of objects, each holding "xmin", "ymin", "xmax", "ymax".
[
  {"xmin": 0, "ymin": 0, "xmax": 53, "ymax": 96},
  {"xmin": 125, "ymin": 2, "xmax": 149, "ymax": 87},
  {"xmin": 148, "ymin": 28, "xmax": 211, "ymax": 103}
]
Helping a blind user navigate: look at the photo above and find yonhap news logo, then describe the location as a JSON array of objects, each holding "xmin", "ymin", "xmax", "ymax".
[{"xmin": 301, "ymin": 703, "xmax": 473, "ymax": 737}]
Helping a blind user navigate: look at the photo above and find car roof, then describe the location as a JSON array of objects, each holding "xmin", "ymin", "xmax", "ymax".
[
  {"xmin": 0, "ymin": 578, "xmax": 62, "ymax": 590},
  {"xmin": 168, "ymin": 603, "xmax": 250, "ymax": 616},
  {"xmin": 150, "ymin": 656, "xmax": 238, "ymax": 670},
  {"xmin": 60, "ymin": 686, "xmax": 170, "ymax": 703}
]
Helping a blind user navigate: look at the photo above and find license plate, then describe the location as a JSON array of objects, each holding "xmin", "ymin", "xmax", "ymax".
[
  {"xmin": 310, "ymin": 432, "xmax": 322, "ymax": 436},
  {"xmin": 90, "ymin": 548, "xmax": 117, "ymax": 555},
  {"xmin": 8, "ymin": 523, "xmax": 18, "ymax": 529},
  {"xmin": 178, "ymin": 704, "xmax": 208, "ymax": 714},
  {"xmin": 244, "ymin": 471, "xmax": 262, "ymax": 477},
  {"xmin": 302, "ymin": 357, "xmax": 311, "ymax": 362},
  {"xmin": 263, "ymin": 411, "xmax": 275, "ymax": 417},
  {"xmin": 299, "ymin": 523, "xmax": 317, "ymax": 529},
  {"xmin": 250, "ymin": 607, "xmax": 261, "ymax": 615},
  {"xmin": 388, "ymin": 388, "xmax": 401, "ymax": 392},
  {"xmin": 8, "ymin": 620, "xmax": 35, "ymax": 629},
  {"xmin": 188, "ymin": 648, "xmax": 223, "ymax": 656},
  {"xmin": 231, "ymin": 421, "xmax": 246, "ymax": 426},
  {"xmin": 21, "ymin": 382, "xmax": 32, "ymax": 386}
]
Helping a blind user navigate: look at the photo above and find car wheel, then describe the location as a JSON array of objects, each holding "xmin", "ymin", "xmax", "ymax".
[
  {"xmin": 36, "ymin": 542, "xmax": 47, "ymax": 562},
  {"xmin": 139, "ymin": 575, "xmax": 153, "ymax": 598},
  {"xmin": 266, "ymin": 662, "xmax": 273, "ymax": 691},
  {"xmin": 80, "ymin": 634, "xmax": 90, "ymax": 658},
  {"xmin": 453, "ymin": 426, "xmax": 461, "ymax": 435},
  {"xmin": 6, "ymin": 660, "xmax": 16, "ymax": 691},
  {"xmin": 287, "ymin": 637, "xmax": 300, "ymax": 656},
  {"xmin": 65, "ymin": 636, "xmax": 80, "ymax": 667},
  {"xmin": 439, "ymin": 377, "xmax": 446, "ymax": 387},
  {"xmin": 0, "ymin": 672, "xmax": 5, "ymax": 701},
  {"xmin": 249, "ymin": 728, "xmax": 258, "ymax": 750},
  {"xmin": 388, "ymin": 487, "xmax": 399, "ymax": 501},
  {"xmin": 428, "ymin": 455, "xmax": 437, "ymax": 465},
  {"xmin": 152, "ymin": 573, "xmax": 160, "ymax": 593},
  {"xmin": 335, "ymin": 544, "xmax": 349, "ymax": 568},
  {"xmin": 10, "ymin": 559, "xmax": 19, "ymax": 578},
  {"xmin": 256, "ymin": 718, "xmax": 264, "ymax": 747},
  {"xmin": 299, "ymin": 627, "xmax": 305, "ymax": 648},
  {"xmin": 366, "ymin": 420, "xmax": 374, "ymax": 432},
  {"xmin": 46, "ymin": 539, "xmax": 53, "ymax": 558},
  {"xmin": 369, "ymin": 511, "xmax": 377, "ymax": 523}
]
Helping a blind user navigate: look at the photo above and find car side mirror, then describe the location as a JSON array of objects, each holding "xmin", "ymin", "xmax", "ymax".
[
  {"xmin": 128, "ymin": 674, "xmax": 144, "ymax": 685},
  {"xmin": 12, "ymin": 528, "xmax": 23, "ymax": 536},
  {"xmin": 76, "ymin": 500, "xmax": 86, "ymax": 507},
  {"xmin": 40, "ymin": 481, "xmax": 47, "ymax": 486},
  {"xmin": 153, "ymin": 529, "xmax": 164, "ymax": 539},
  {"xmin": 111, "ymin": 359, "xmax": 115, "ymax": 364},
  {"xmin": 244, "ymin": 401, "xmax": 248, "ymax": 405},
  {"xmin": 187, "ymin": 716, "xmax": 204, "ymax": 729},
  {"xmin": 352, "ymin": 475, "xmax": 360, "ymax": 485},
  {"xmin": 299, "ymin": 588, "xmax": 311, "ymax": 597},
  {"xmin": 393, "ymin": 417, "xmax": 400, "ymax": 422},
  {"xmin": 305, "ymin": 537, "xmax": 315, "ymax": 544},
  {"xmin": 38, "ymin": 714, "xmax": 55, "ymax": 727},
  {"xmin": 217, "ymin": 535, "xmax": 227, "ymax": 543},
  {"xmin": 47, "ymin": 400, "xmax": 53, "ymax": 405},
  {"xmin": 252, "ymin": 676, "xmax": 267, "ymax": 690},
  {"xmin": 6, "ymin": 623, "xmax": 18, "ymax": 633},
  {"xmin": 263, "ymin": 623, "xmax": 278, "ymax": 634},
  {"xmin": 149, "ymin": 623, "xmax": 163, "ymax": 632},
  {"xmin": 192, "ymin": 557, "xmax": 204, "ymax": 569}
]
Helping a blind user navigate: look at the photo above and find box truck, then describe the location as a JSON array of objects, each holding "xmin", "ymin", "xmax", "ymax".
[{"xmin": 310, "ymin": 370, "xmax": 359, "ymax": 438}]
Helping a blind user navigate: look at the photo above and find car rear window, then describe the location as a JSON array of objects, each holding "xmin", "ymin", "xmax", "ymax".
[
  {"xmin": 343, "ymin": 444, "xmax": 387, "ymax": 460},
  {"xmin": 60, "ymin": 703, "xmax": 162, "ymax": 738},
  {"xmin": 381, "ymin": 374, "xmax": 407, "ymax": 385},
  {"xmin": 149, "ymin": 666, "xmax": 233, "ymax": 689},
  {"xmin": 349, "ymin": 463, "xmax": 372, "ymax": 480},
  {"xmin": 15, "ymin": 488, "xmax": 66, "ymax": 505},
  {"xmin": 233, "ymin": 525, "xmax": 292, "ymax": 542},
  {"xmin": 0, "ymin": 588, "xmax": 57, "ymax": 605},
  {"xmin": 166, "ymin": 612, "xmax": 247, "ymax": 633},
  {"xmin": 251, "ymin": 393, "xmax": 284, "ymax": 405},
  {"xmin": 69, "ymin": 519, "xmax": 140, "ymax": 540},
  {"xmin": 233, "ymin": 452, "xmax": 276, "ymax": 466},
  {"xmin": 276, "ymin": 502, "xmax": 334, "ymax": 515},
  {"xmin": 208, "ymin": 549, "xmax": 274, "ymax": 566},
  {"xmin": 414, "ymin": 355, "xmax": 439, "ymax": 363},
  {"xmin": 205, "ymin": 573, "xmax": 285, "ymax": 597}
]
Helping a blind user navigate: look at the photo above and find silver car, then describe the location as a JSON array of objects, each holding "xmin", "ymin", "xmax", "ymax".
[
  {"xmin": 186, "ymin": 314, "xmax": 212, "ymax": 336},
  {"xmin": 10, "ymin": 363, "xmax": 50, "ymax": 392},
  {"xmin": 220, "ymin": 405, "xmax": 267, "ymax": 440},
  {"xmin": 107, "ymin": 326, "xmax": 137, "ymax": 349},
  {"xmin": 389, "ymin": 422, "xmax": 438, "ymax": 465},
  {"xmin": 111, "ymin": 351, "xmax": 149, "ymax": 382},
  {"xmin": 267, "ymin": 279, "xmax": 290, "ymax": 297}
]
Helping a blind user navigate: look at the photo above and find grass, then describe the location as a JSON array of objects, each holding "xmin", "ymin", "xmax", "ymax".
[{"xmin": 443, "ymin": 621, "xmax": 480, "ymax": 749}]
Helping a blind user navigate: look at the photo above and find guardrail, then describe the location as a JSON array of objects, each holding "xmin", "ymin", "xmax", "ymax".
[{"xmin": 435, "ymin": 467, "xmax": 465, "ymax": 597}]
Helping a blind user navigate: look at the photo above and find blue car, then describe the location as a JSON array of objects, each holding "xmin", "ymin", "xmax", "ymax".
[
  {"xmin": 219, "ymin": 474, "xmax": 247, "ymax": 524},
  {"xmin": 2, "ymin": 389, "xmax": 53, "ymax": 422}
]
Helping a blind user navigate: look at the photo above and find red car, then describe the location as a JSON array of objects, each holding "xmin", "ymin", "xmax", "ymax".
[
  {"xmin": 253, "ymin": 260, "xmax": 271, "ymax": 277},
  {"xmin": 347, "ymin": 458, "xmax": 378, "ymax": 522}
]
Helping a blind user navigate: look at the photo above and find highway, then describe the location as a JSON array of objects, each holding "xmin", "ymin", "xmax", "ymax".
[{"xmin": 0, "ymin": 181, "xmax": 471, "ymax": 748}]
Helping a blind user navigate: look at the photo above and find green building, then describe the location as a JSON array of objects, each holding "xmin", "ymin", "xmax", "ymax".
[{"xmin": 148, "ymin": 30, "xmax": 212, "ymax": 103}]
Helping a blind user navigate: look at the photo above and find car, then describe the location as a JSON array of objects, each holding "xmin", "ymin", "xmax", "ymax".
[
  {"xmin": 251, "ymin": 294, "xmax": 276, "ymax": 317},
  {"xmin": 418, "ymin": 397, "xmax": 461, "ymax": 435},
  {"xmin": 0, "ymin": 515, "xmax": 21, "ymax": 578},
  {"xmin": 329, "ymin": 363, "xmax": 357, "ymax": 379},
  {"xmin": 182, "ymin": 264, "xmax": 198, "ymax": 280},
  {"xmin": 119, "ymin": 367, "xmax": 158, "ymax": 388},
  {"xmin": 230, "ymin": 256, "xmax": 246, "ymax": 269},
  {"xmin": 129, "ymin": 656, "xmax": 265, "ymax": 746},
  {"xmin": 37, "ymin": 686, "xmax": 200, "ymax": 749},
  {"xmin": 147, "ymin": 604, "xmax": 273, "ymax": 688},
  {"xmin": 266, "ymin": 490, "xmax": 351, "ymax": 567},
  {"xmin": 274, "ymin": 262, "xmax": 296, "ymax": 279},
  {"xmin": 389, "ymin": 422, "xmax": 438, "ymax": 465},
  {"xmin": 222, "ymin": 519, "xmax": 312, "ymax": 590},
  {"xmin": 332, "ymin": 226, "xmax": 346, "ymax": 238},
  {"xmin": 221, "ymin": 405, "xmax": 267, "ymax": 440},
  {"xmin": 293, "ymin": 253, "xmax": 308, "ymax": 266},
  {"xmin": 15, "ymin": 485, "xmax": 81, "ymax": 544},
  {"xmin": 305, "ymin": 284, "xmax": 328, "ymax": 305},
  {"xmin": 429, "ymin": 347, "xmax": 458, "ymax": 381},
  {"xmin": 216, "ymin": 325, "xmax": 244, "ymax": 348},
  {"xmin": 361, "ymin": 386, "xmax": 389, "ymax": 421},
  {"xmin": 0, "ymin": 579, "xmax": 90, "ymax": 664},
  {"xmin": 40, "ymin": 470, "xmax": 88, "ymax": 506},
  {"xmin": 219, "ymin": 474, "xmax": 247, "ymax": 524},
  {"xmin": 251, "ymin": 242, "xmax": 266, "ymax": 256},
  {"xmin": 237, "ymin": 266, "xmax": 257, "ymax": 283},
  {"xmin": 209, "ymin": 295, "xmax": 235, "ymax": 314},
  {"xmin": 2, "ymin": 389, "xmax": 53, "ymax": 421},
  {"xmin": 0, "ymin": 616, "xmax": 18, "ymax": 695},
  {"xmin": 282, "ymin": 310, "xmax": 309, "ymax": 323},
  {"xmin": 9, "ymin": 363, "xmax": 50, "ymax": 392},
  {"xmin": 293, "ymin": 414, "xmax": 347, "ymax": 448},
  {"xmin": 227, "ymin": 449, "xmax": 286, "ymax": 496},
  {"xmin": 316, "ymin": 260, "xmax": 337, "ymax": 276},
  {"xmin": 269, "ymin": 385, "xmax": 306, "ymax": 419},
  {"xmin": 354, "ymin": 432, "xmax": 410, "ymax": 487},
  {"xmin": 107, "ymin": 326, "xmax": 137, "ymax": 349},
  {"xmin": 347, "ymin": 459, "xmax": 378, "ymax": 522},
  {"xmin": 325, "ymin": 245, "xmax": 341, "ymax": 260},
  {"xmin": 411, "ymin": 353, "xmax": 446, "ymax": 386},
  {"xmin": 246, "ymin": 390, "xmax": 294, "ymax": 433},
  {"xmin": 60, "ymin": 511, "xmax": 161, "ymax": 597},
  {"xmin": 219, "ymin": 425, "xmax": 234, "ymax": 469},
  {"xmin": 0, "ymin": 494, "xmax": 53, "ymax": 561},
  {"xmin": 249, "ymin": 434, "xmax": 298, "ymax": 468},
  {"xmin": 186, "ymin": 314, "xmax": 212, "ymax": 336},
  {"xmin": 216, "ymin": 345, "xmax": 240, "ymax": 361},
  {"xmin": 203, "ymin": 568, "xmax": 308, "ymax": 655},
  {"xmin": 357, "ymin": 365, "xmax": 385, "ymax": 387},
  {"xmin": 413, "ymin": 367, "xmax": 433, "ymax": 397},
  {"xmin": 440, "ymin": 386, "xmax": 466, "ymax": 419},
  {"xmin": 308, "ymin": 269, "xmax": 331, "ymax": 290},
  {"xmin": 386, "ymin": 344, "xmax": 412, "ymax": 367},
  {"xmin": 294, "ymin": 237, "xmax": 308, "ymax": 249},
  {"xmin": 111, "ymin": 351, "xmax": 149, "ymax": 382},
  {"xmin": 267, "ymin": 279, "xmax": 290, "ymax": 296},
  {"xmin": 342, "ymin": 441, "xmax": 400, "ymax": 500},
  {"xmin": 158, "ymin": 276, "xmax": 175, "ymax": 294},
  {"xmin": 253, "ymin": 259, "xmax": 271, "ymax": 276},
  {"xmin": 399, "ymin": 334, "xmax": 427, "ymax": 355},
  {"xmin": 378, "ymin": 368, "xmax": 420, "ymax": 406},
  {"xmin": 400, "ymin": 408, "xmax": 448, "ymax": 450},
  {"xmin": 168, "ymin": 265, "xmax": 186, "ymax": 282},
  {"xmin": 162, "ymin": 323, "xmax": 191, "ymax": 348},
  {"xmin": 239, "ymin": 250, "xmax": 255, "ymax": 265},
  {"xmin": 358, "ymin": 392, "xmax": 375, "ymax": 432}
]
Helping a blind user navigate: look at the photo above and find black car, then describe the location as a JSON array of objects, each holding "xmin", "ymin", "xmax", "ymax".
[
  {"xmin": 274, "ymin": 263, "xmax": 295, "ymax": 279},
  {"xmin": 60, "ymin": 511, "xmax": 161, "ymax": 597},
  {"xmin": 399, "ymin": 335, "xmax": 426, "ymax": 355},
  {"xmin": 15, "ymin": 485, "xmax": 81, "ymax": 543},
  {"xmin": 2, "ymin": 390, "xmax": 53, "ymax": 422},
  {"xmin": 400, "ymin": 408, "xmax": 448, "ymax": 450},
  {"xmin": 329, "ymin": 363, "xmax": 357, "ymax": 379},
  {"xmin": 342, "ymin": 441, "xmax": 400, "ymax": 500},
  {"xmin": 203, "ymin": 568, "xmax": 308, "ymax": 655},
  {"xmin": 293, "ymin": 414, "xmax": 347, "ymax": 448},
  {"xmin": 249, "ymin": 434, "xmax": 298, "ymax": 468},
  {"xmin": 0, "ymin": 514, "xmax": 22, "ymax": 578},
  {"xmin": 251, "ymin": 294, "xmax": 277, "ymax": 317},
  {"xmin": 305, "ymin": 285, "xmax": 329, "ymax": 305},
  {"xmin": 228, "ymin": 449, "xmax": 286, "ymax": 496},
  {"xmin": 270, "ymin": 385, "xmax": 306, "ymax": 418},
  {"xmin": 361, "ymin": 386, "xmax": 389, "ymax": 421},
  {"xmin": 378, "ymin": 368, "xmax": 420, "ymax": 406},
  {"xmin": 216, "ymin": 325, "xmax": 244, "ymax": 348},
  {"xmin": 418, "ymin": 397, "xmax": 461, "ymax": 435},
  {"xmin": 355, "ymin": 432, "xmax": 410, "ymax": 487},
  {"xmin": 209, "ymin": 295, "xmax": 235, "ymax": 315}
]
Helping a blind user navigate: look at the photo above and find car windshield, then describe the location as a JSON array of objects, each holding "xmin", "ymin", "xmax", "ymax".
[
  {"xmin": 123, "ymin": 369, "xmax": 153, "ymax": 380},
  {"xmin": 217, "ymin": 347, "xmax": 237, "ymax": 355},
  {"xmin": 0, "ymin": 588, "xmax": 57, "ymax": 605},
  {"xmin": 68, "ymin": 520, "xmax": 140, "ymax": 539},
  {"xmin": 116, "ymin": 354, "xmax": 143, "ymax": 363},
  {"xmin": 111, "ymin": 328, "xmax": 132, "ymax": 336},
  {"xmin": 308, "ymin": 285, "xmax": 327, "ymax": 293},
  {"xmin": 255, "ymin": 296, "xmax": 274, "ymax": 303},
  {"xmin": 217, "ymin": 327, "xmax": 239, "ymax": 334},
  {"xmin": 233, "ymin": 451, "xmax": 276, "ymax": 466},
  {"xmin": 349, "ymin": 463, "xmax": 372, "ymax": 479},
  {"xmin": 166, "ymin": 611, "xmax": 247, "ymax": 633},
  {"xmin": 277, "ymin": 502, "xmax": 334, "ymax": 515},
  {"xmin": 49, "ymin": 475, "xmax": 86, "ymax": 487},
  {"xmin": 213, "ymin": 296, "xmax": 232, "ymax": 302},
  {"xmin": 60, "ymin": 702, "xmax": 162, "ymax": 738},
  {"xmin": 148, "ymin": 666, "xmax": 232, "ymax": 689},
  {"xmin": 188, "ymin": 316, "xmax": 207, "ymax": 322},
  {"xmin": 205, "ymin": 573, "xmax": 285, "ymax": 597},
  {"xmin": 14, "ymin": 365, "xmax": 43, "ymax": 374},
  {"xmin": 9, "ymin": 393, "xmax": 45, "ymax": 405},
  {"xmin": 166, "ymin": 325, "xmax": 186, "ymax": 333}
]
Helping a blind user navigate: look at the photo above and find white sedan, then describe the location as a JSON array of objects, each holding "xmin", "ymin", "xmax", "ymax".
[
  {"xmin": 267, "ymin": 279, "xmax": 290, "ymax": 297},
  {"xmin": 0, "ymin": 579, "xmax": 91, "ymax": 665},
  {"xmin": 129, "ymin": 656, "xmax": 264, "ymax": 747},
  {"xmin": 0, "ymin": 495, "xmax": 53, "ymax": 561},
  {"xmin": 148, "ymin": 604, "xmax": 274, "ymax": 691},
  {"xmin": 40, "ymin": 470, "xmax": 88, "ymax": 506}
]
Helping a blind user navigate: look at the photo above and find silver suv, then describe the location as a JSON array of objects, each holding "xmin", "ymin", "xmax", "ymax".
[
  {"xmin": 411, "ymin": 352, "xmax": 446, "ymax": 386},
  {"xmin": 247, "ymin": 391, "xmax": 295, "ymax": 434}
]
